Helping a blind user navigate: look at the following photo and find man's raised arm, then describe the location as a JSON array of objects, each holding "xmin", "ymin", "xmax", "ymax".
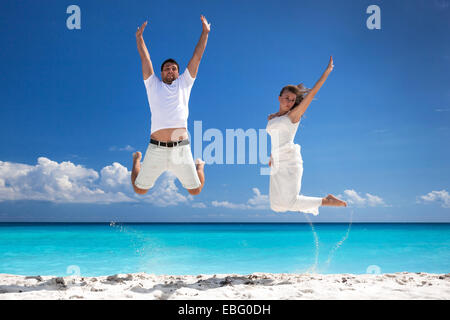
[
  {"xmin": 136, "ymin": 21, "xmax": 154, "ymax": 80},
  {"xmin": 187, "ymin": 15, "xmax": 211, "ymax": 79}
]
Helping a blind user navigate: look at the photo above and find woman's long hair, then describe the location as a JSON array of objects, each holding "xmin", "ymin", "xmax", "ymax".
[{"xmin": 279, "ymin": 83, "xmax": 311, "ymax": 110}]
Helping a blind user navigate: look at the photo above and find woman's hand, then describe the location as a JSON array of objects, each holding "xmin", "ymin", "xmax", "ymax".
[
  {"xmin": 201, "ymin": 15, "xmax": 211, "ymax": 33},
  {"xmin": 326, "ymin": 56, "xmax": 334, "ymax": 72}
]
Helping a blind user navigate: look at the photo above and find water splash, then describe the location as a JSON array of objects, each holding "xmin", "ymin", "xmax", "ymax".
[
  {"xmin": 323, "ymin": 209, "xmax": 354, "ymax": 271},
  {"xmin": 304, "ymin": 213, "xmax": 319, "ymax": 273},
  {"xmin": 109, "ymin": 223, "xmax": 159, "ymax": 263},
  {"xmin": 303, "ymin": 208, "xmax": 354, "ymax": 273}
]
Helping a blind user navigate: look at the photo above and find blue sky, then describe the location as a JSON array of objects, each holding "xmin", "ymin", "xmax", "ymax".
[{"xmin": 0, "ymin": 0, "xmax": 449, "ymax": 222}]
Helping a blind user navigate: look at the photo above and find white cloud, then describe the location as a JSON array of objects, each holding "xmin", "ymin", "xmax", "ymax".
[
  {"xmin": 192, "ymin": 202, "xmax": 207, "ymax": 208},
  {"xmin": 0, "ymin": 158, "xmax": 213, "ymax": 208},
  {"xmin": 365, "ymin": 193, "xmax": 386, "ymax": 207},
  {"xmin": 418, "ymin": 190, "xmax": 450, "ymax": 208},
  {"xmin": 140, "ymin": 172, "xmax": 192, "ymax": 207},
  {"xmin": 247, "ymin": 188, "xmax": 270, "ymax": 209},
  {"xmin": 0, "ymin": 157, "xmax": 134, "ymax": 203},
  {"xmin": 109, "ymin": 145, "xmax": 135, "ymax": 152},
  {"xmin": 211, "ymin": 200, "xmax": 249, "ymax": 210},
  {"xmin": 211, "ymin": 188, "xmax": 269, "ymax": 210},
  {"xmin": 339, "ymin": 189, "xmax": 386, "ymax": 207},
  {"xmin": 207, "ymin": 213, "xmax": 229, "ymax": 217},
  {"xmin": 100, "ymin": 162, "xmax": 130, "ymax": 189}
]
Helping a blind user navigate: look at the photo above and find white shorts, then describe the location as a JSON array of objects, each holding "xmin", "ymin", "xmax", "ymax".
[{"xmin": 134, "ymin": 143, "xmax": 201, "ymax": 190}]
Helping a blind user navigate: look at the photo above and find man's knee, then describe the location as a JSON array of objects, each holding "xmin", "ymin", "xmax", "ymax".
[
  {"xmin": 188, "ymin": 187, "xmax": 202, "ymax": 196},
  {"xmin": 133, "ymin": 185, "xmax": 149, "ymax": 195}
]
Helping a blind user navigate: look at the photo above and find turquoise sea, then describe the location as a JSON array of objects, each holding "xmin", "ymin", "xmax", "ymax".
[{"xmin": 0, "ymin": 223, "xmax": 449, "ymax": 277}]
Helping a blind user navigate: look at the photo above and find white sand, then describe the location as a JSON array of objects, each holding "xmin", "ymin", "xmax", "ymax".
[{"xmin": 0, "ymin": 272, "xmax": 449, "ymax": 300}]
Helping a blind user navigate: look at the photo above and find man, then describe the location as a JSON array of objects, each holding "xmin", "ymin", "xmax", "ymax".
[{"xmin": 131, "ymin": 15, "xmax": 210, "ymax": 196}]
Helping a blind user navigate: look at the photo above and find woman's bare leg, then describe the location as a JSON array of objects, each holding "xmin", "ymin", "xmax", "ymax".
[
  {"xmin": 321, "ymin": 194, "xmax": 347, "ymax": 207},
  {"xmin": 131, "ymin": 151, "xmax": 149, "ymax": 195}
]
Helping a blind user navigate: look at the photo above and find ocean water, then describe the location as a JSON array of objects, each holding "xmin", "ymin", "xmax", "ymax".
[{"xmin": 0, "ymin": 223, "xmax": 449, "ymax": 277}]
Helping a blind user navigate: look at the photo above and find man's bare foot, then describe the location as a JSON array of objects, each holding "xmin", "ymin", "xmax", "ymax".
[
  {"xmin": 133, "ymin": 151, "xmax": 142, "ymax": 165},
  {"xmin": 322, "ymin": 194, "xmax": 347, "ymax": 207},
  {"xmin": 187, "ymin": 159, "xmax": 206, "ymax": 196},
  {"xmin": 195, "ymin": 158, "xmax": 205, "ymax": 171},
  {"xmin": 131, "ymin": 151, "xmax": 149, "ymax": 195},
  {"xmin": 131, "ymin": 151, "xmax": 142, "ymax": 181}
]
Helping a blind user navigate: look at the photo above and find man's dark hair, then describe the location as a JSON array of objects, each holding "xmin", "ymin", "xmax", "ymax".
[{"xmin": 161, "ymin": 58, "xmax": 180, "ymax": 72}]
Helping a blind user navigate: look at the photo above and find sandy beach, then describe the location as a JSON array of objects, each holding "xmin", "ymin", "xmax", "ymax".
[{"xmin": 0, "ymin": 272, "xmax": 449, "ymax": 300}]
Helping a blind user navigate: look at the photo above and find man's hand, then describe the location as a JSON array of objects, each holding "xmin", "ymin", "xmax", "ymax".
[
  {"xmin": 136, "ymin": 20, "xmax": 153, "ymax": 80},
  {"xmin": 136, "ymin": 21, "xmax": 148, "ymax": 38},
  {"xmin": 187, "ymin": 15, "xmax": 211, "ymax": 78},
  {"xmin": 201, "ymin": 15, "xmax": 211, "ymax": 33}
]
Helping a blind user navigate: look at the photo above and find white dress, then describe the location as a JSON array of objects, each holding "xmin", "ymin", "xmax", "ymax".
[{"xmin": 266, "ymin": 114, "xmax": 323, "ymax": 215}]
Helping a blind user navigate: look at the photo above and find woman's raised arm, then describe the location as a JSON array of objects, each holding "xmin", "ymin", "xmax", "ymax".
[{"xmin": 288, "ymin": 56, "xmax": 334, "ymax": 123}]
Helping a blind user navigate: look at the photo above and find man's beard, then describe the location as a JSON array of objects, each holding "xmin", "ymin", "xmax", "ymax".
[{"xmin": 163, "ymin": 74, "xmax": 175, "ymax": 84}]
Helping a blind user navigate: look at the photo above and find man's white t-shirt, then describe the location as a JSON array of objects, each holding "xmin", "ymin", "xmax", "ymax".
[{"xmin": 143, "ymin": 68, "xmax": 195, "ymax": 134}]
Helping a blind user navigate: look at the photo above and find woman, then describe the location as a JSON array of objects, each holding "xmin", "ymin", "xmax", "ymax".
[{"xmin": 266, "ymin": 56, "xmax": 347, "ymax": 215}]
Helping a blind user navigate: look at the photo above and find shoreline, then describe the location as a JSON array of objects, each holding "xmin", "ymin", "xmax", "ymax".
[{"xmin": 1, "ymin": 272, "xmax": 449, "ymax": 300}]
